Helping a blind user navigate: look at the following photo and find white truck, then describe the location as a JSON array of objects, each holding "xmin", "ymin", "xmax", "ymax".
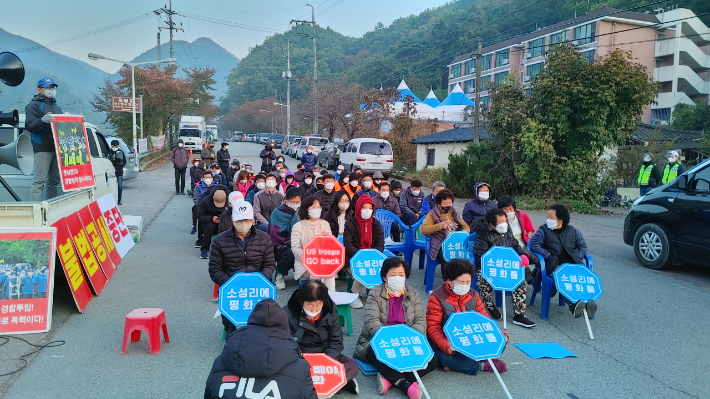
[
  {"xmin": 178, "ymin": 115, "xmax": 206, "ymax": 151},
  {"xmin": 206, "ymin": 124, "xmax": 218, "ymax": 141}
]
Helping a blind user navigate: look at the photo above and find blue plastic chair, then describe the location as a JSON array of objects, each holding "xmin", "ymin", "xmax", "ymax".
[
  {"xmin": 374, "ymin": 210, "xmax": 409, "ymax": 258},
  {"xmin": 462, "ymin": 232, "xmax": 479, "ymax": 292},
  {"xmin": 528, "ymin": 242, "xmax": 594, "ymax": 320},
  {"xmin": 408, "ymin": 216, "xmax": 427, "ymax": 270},
  {"xmin": 423, "ymin": 236, "xmax": 439, "ymax": 293}
]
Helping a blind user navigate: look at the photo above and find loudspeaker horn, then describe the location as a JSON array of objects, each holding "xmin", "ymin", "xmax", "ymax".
[
  {"xmin": 0, "ymin": 52, "xmax": 25, "ymax": 87},
  {"xmin": 0, "ymin": 133, "xmax": 34, "ymax": 175}
]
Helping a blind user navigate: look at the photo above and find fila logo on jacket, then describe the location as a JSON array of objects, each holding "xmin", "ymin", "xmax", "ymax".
[{"xmin": 219, "ymin": 375, "xmax": 281, "ymax": 399}]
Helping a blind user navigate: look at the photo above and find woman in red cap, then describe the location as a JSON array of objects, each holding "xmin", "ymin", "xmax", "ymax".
[{"xmin": 343, "ymin": 195, "xmax": 384, "ymax": 308}]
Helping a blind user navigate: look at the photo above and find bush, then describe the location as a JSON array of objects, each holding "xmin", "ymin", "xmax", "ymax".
[{"xmin": 442, "ymin": 141, "xmax": 514, "ymax": 199}]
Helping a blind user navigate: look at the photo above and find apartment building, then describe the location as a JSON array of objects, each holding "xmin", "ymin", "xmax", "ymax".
[{"xmin": 447, "ymin": 7, "xmax": 710, "ymax": 124}]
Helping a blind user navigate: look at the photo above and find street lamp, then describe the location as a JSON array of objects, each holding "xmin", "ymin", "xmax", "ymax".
[{"xmin": 87, "ymin": 53, "xmax": 177, "ymax": 164}]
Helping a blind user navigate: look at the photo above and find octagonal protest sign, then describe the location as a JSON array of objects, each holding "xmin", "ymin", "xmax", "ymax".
[
  {"xmin": 302, "ymin": 235, "xmax": 345, "ymax": 279},
  {"xmin": 554, "ymin": 263, "xmax": 603, "ymax": 303},
  {"xmin": 370, "ymin": 325, "xmax": 433, "ymax": 373},
  {"xmin": 303, "ymin": 353, "xmax": 347, "ymax": 398},
  {"xmin": 444, "ymin": 311, "xmax": 506, "ymax": 361},
  {"xmin": 351, "ymin": 249, "xmax": 387, "ymax": 288},
  {"xmin": 219, "ymin": 272, "xmax": 276, "ymax": 327},
  {"xmin": 442, "ymin": 231, "xmax": 474, "ymax": 262},
  {"xmin": 481, "ymin": 246, "xmax": 524, "ymax": 292}
]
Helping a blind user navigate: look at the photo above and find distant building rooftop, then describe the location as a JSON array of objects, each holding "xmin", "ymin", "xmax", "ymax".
[{"xmin": 410, "ymin": 125, "xmax": 491, "ymax": 144}]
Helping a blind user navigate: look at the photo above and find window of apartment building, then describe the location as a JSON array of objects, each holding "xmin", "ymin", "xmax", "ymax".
[
  {"xmin": 481, "ymin": 75, "xmax": 491, "ymax": 91},
  {"xmin": 465, "ymin": 79, "xmax": 475, "ymax": 93},
  {"xmin": 451, "ymin": 63, "xmax": 462, "ymax": 78},
  {"xmin": 526, "ymin": 62, "xmax": 544, "ymax": 79},
  {"xmin": 494, "ymin": 71, "xmax": 509, "ymax": 85},
  {"xmin": 465, "ymin": 59, "xmax": 475, "ymax": 75},
  {"xmin": 426, "ymin": 149, "xmax": 435, "ymax": 166},
  {"xmin": 657, "ymin": 31, "xmax": 666, "ymax": 41},
  {"xmin": 529, "ymin": 37, "xmax": 545, "ymax": 58},
  {"xmin": 550, "ymin": 30, "xmax": 569, "ymax": 45},
  {"xmin": 583, "ymin": 49, "xmax": 595, "ymax": 63},
  {"xmin": 495, "ymin": 49, "xmax": 510, "ymax": 67},
  {"xmin": 480, "ymin": 96, "xmax": 489, "ymax": 106},
  {"xmin": 481, "ymin": 54, "xmax": 492, "ymax": 71},
  {"xmin": 574, "ymin": 22, "xmax": 596, "ymax": 45}
]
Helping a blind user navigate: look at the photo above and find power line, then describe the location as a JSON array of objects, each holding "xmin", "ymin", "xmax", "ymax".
[
  {"xmin": 179, "ymin": 12, "xmax": 283, "ymax": 34},
  {"xmin": 316, "ymin": 0, "xmax": 347, "ymax": 17}
]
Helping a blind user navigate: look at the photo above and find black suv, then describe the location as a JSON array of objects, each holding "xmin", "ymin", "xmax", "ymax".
[{"xmin": 624, "ymin": 159, "xmax": 710, "ymax": 269}]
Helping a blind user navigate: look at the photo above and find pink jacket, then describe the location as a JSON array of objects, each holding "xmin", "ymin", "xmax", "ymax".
[
  {"xmin": 515, "ymin": 209, "xmax": 536, "ymax": 243},
  {"xmin": 235, "ymin": 181, "xmax": 252, "ymax": 197}
]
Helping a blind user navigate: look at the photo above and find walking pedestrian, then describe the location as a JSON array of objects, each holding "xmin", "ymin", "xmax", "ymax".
[{"xmin": 171, "ymin": 139, "xmax": 190, "ymax": 195}]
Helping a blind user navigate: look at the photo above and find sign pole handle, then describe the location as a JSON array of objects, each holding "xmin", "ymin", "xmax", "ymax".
[
  {"xmin": 412, "ymin": 371, "xmax": 432, "ymax": 399},
  {"xmin": 583, "ymin": 309, "xmax": 594, "ymax": 340},
  {"xmin": 502, "ymin": 293, "xmax": 507, "ymax": 330},
  {"xmin": 487, "ymin": 359, "xmax": 513, "ymax": 399}
]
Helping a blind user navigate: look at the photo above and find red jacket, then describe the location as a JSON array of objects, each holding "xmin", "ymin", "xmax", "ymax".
[
  {"xmin": 515, "ymin": 210, "xmax": 535, "ymax": 243},
  {"xmin": 426, "ymin": 283, "xmax": 489, "ymax": 353}
]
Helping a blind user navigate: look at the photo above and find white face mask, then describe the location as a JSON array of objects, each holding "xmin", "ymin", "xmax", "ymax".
[
  {"xmin": 643, "ymin": 156, "xmax": 651, "ymax": 162},
  {"xmin": 495, "ymin": 222, "xmax": 508, "ymax": 234},
  {"xmin": 451, "ymin": 283, "xmax": 470, "ymax": 296},
  {"xmin": 307, "ymin": 149, "xmax": 312, "ymax": 153},
  {"xmin": 363, "ymin": 181, "xmax": 372, "ymax": 189},
  {"xmin": 305, "ymin": 178, "xmax": 313, "ymax": 185},
  {"xmin": 478, "ymin": 191, "xmax": 490, "ymax": 200},
  {"xmin": 112, "ymin": 147, "xmax": 118, "ymax": 152},
  {"xmin": 194, "ymin": 162, "xmax": 200, "ymax": 167},
  {"xmin": 204, "ymin": 178, "xmax": 213, "ymax": 185},
  {"xmin": 380, "ymin": 191, "xmax": 390, "ymax": 200},
  {"xmin": 350, "ymin": 181, "xmax": 359, "ymax": 187},
  {"xmin": 325, "ymin": 182, "xmax": 335, "ymax": 190},
  {"xmin": 667, "ymin": 157, "xmax": 676, "ymax": 164},
  {"xmin": 546, "ymin": 218, "xmax": 558, "ymax": 229},
  {"xmin": 266, "ymin": 180, "xmax": 277, "ymax": 188},
  {"xmin": 214, "ymin": 170, "xmax": 221, "ymax": 175},
  {"xmin": 505, "ymin": 212, "xmax": 516, "ymax": 221},
  {"xmin": 44, "ymin": 88, "xmax": 57, "ymax": 98},
  {"xmin": 411, "ymin": 189, "xmax": 420, "ymax": 196},
  {"xmin": 240, "ymin": 179, "xmax": 247, "ymax": 184},
  {"xmin": 308, "ymin": 208, "xmax": 322, "ymax": 219},
  {"xmin": 280, "ymin": 173, "xmax": 286, "ymax": 178},
  {"xmin": 360, "ymin": 208, "xmax": 373, "ymax": 220},
  {"xmin": 303, "ymin": 308, "xmax": 320, "ymax": 318},
  {"xmin": 338, "ymin": 202, "xmax": 350, "ymax": 211},
  {"xmin": 256, "ymin": 182, "xmax": 266, "ymax": 190},
  {"xmin": 234, "ymin": 221, "xmax": 253, "ymax": 234},
  {"xmin": 387, "ymin": 276, "xmax": 406, "ymax": 292},
  {"xmin": 178, "ymin": 143, "xmax": 184, "ymax": 147},
  {"xmin": 287, "ymin": 201, "xmax": 300, "ymax": 210},
  {"xmin": 343, "ymin": 178, "xmax": 349, "ymax": 184}
]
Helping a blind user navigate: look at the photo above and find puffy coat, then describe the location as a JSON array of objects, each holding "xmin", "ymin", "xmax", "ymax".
[
  {"xmin": 291, "ymin": 219, "xmax": 332, "ymax": 280},
  {"xmin": 204, "ymin": 299, "xmax": 317, "ymax": 399},
  {"xmin": 353, "ymin": 284, "xmax": 426, "ymax": 361},
  {"xmin": 462, "ymin": 182, "xmax": 497, "ymax": 227},
  {"xmin": 197, "ymin": 190, "xmax": 230, "ymax": 225},
  {"xmin": 260, "ymin": 148, "xmax": 277, "ymax": 166},
  {"xmin": 324, "ymin": 208, "xmax": 352, "ymax": 237},
  {"xmin": 426, "ymin": 283, "xmax": 489, "ymax": 353},
  {"xmin": 171, "ymin": 145, "xmax": 190, "ymax": 169},
  {"xmin": 313, "ymin": 189, "xmax": 337, "ymax": 215},
  {"xmin": 208, "ymin": 226, "xmax": 276, "ymax": 285},
  {"xmin": 529, "ymin": 224, "xmax": 587, "ymax": 274},
  {"xmin": 25, "ymin": 94, "xmax": 63, "ymax": 153},
  {"xmin": 343, "ymin": 218, "xmax": 385, "ymax": 269},
  {"xmin": 473, "ymin": 219, "xmax": 529, "ymax": 270},
  {"xmin": 284, "ymin": 289, "xmax": 344, "ymax": 359},
  {"xmin": 253, "ymin": 189, "xmax": 284, "ymax": 225},
  {"xmin": 301, "ymin": 152, "xmax": 318, "ymax": 172}
]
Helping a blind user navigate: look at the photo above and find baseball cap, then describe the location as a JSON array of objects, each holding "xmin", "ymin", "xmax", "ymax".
[
  {"xmin": 337, "ymin": 165, "xmax": 344, "ymax": 170},
  {"xmin": 231, "ymin": 159, "xmax": 240, "ymax": 165},
  {"xmin": 228, "ymin": 191, "xmax": 244, "ymax": 204},
  {"xmin": 232, "ymin": 200, "xmax": 254, "ymax": 221},
  {"xmin": 213, "ymin": 190, "xmax": 227, "ymax": 207},
  {"xmin": 37, "ymin": 77, "xmax": 58, "ymax": 88},
  {"xmin": 666, "ymin": 150, "xmax": 679, "ymax": 157}
]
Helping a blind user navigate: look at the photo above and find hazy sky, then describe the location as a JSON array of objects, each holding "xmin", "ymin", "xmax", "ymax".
[{"xmin": 3, "ymin": 0, "xmax": 449, "ymax": 73}]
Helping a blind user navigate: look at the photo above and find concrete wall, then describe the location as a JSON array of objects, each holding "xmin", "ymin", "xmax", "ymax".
[{"xmin": 415, "ymin": 142, "xmax": 468, "ymax": 171}]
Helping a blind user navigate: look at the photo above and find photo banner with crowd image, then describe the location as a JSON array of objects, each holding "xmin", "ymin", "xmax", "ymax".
[
  {"xmin": 0, "ymin": 228, "xmax": 57, "ymax": 335},
  {"xmin": 50, "ymin": 114, "xmax": 95, "ymax": 191}
]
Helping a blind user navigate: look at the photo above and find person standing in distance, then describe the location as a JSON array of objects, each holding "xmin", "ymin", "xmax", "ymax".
[
  {"xmin": 26, "ymin": 78, "xmax": 63, "ymax": 201},
  {"xmin": 171, "ymin": 139, "xmax": 190, "ymax": 195},
  {"xmin": 110, "ymin": 140, "xmax": 126, "ymax": 205},
  {"xmin": 661, "ymin": 150, "xmax": 686, "ymax": 185},
  {"xmin": 638, "ymin": 152, "xmax": 662, "ymax": 196}
]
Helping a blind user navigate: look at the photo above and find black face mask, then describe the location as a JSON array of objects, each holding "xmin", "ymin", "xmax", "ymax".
[
  {"xmin": 440, "ymin": 205, "xmax": 452, "ymax": 213},
  {"xmin": 299, "ymin": 169, "xmax": 305, "ymax": 172},
  {"xmin": 316, "ymin": 184, "xmax": 324, "ymax": 190}
]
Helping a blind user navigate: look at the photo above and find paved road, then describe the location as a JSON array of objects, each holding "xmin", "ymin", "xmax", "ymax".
[{"xmin": 2, "ymin": 142, "xmax": 709, "ymax": 398}]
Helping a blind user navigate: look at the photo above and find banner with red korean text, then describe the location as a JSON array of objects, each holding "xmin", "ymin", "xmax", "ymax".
[
  {"xmin": 87, "ymin": 201, "xmax": 122, "ymax": 268},
  {"xmin": 64, "ymin": 212, "xmax": 108, "ymax": 295},
  {"xmin": 0, "ymin": 228, "xmax": 56, "ymax": 334},
  {"xmin": 51, "ymin": 219, "xmax": 93, "ymax": 312},
  {"xmin": 50, "ymin": 114, "xmax": 95, "ymax": 192},
  {"xmin": 77, "ymin": 206, "xmax": 115, "ymax": 279},
  {"xmin": 96, "ymin": 194, "xmax": 134, "ymax": 258}
]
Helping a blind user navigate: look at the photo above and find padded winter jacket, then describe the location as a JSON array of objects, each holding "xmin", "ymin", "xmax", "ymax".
[
  {"xmin": 426, "ymin": 283, "xmax": 489, "ymax": 353},
  {"xmin": 208, "ymin": 226, "xmax": 276, "ymax": 285},
  {"xmin": 284, "ymin": 289, "xmax": 344, "ymax": 359},
  {"xmin": 343, "ymin": 218, "xmax": 385, "ymax": 269},
  {"xmin": 25, "ymin": 94, "xmax": 62, "ymax": 153}
]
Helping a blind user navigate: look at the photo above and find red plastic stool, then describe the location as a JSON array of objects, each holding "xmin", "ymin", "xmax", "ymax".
[
  {"xmin": 213, "ymin": 284, "xmax": 219, "ymax": 302},
  {"xmin": 121, "ymin": 308, "xmax": 170, "ymax": 355}
]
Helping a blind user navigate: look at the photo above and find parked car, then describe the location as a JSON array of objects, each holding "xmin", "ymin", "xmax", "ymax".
[
  {"xmin": 623, "ymin": 158, "xmax": 710, "ymax": 269},
  {"xmin": 105, "ymin": 136, "xmax": 139, "ymax": 180},
  {"xmin": 339, "ymin": 138, "xmax": 393, "ymax": 178},
  {"xmin": 318, "ymin": 142, "xmax": 344, "ymax": 170},
  {"xmin": 295, "ymin": 136, "xmax": 329, "ymax": 159},
  {"xmin": 257, "ymin": 133, "xmax": 272, "ymax": 144},
  {"xmin": 246, "ymin": 134, "xmax": 256, "ymax": 142},
  {"xmin": 282, "ymin": 134, "xmax": 301, "ymax": 156},
  {"xmin": 289, "ymin": 137, "xmax": 302, "ymax": 158},
  {"xmin": 271, "ymin": 134, "xmax": 284, "ymax": 149}
]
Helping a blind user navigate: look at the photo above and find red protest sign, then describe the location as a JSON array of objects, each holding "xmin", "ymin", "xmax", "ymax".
[
  {"xmin": 65, "ymin": 212, "xmax": 107, "ymax": 295},
  {"xmin": 303, "ymin": 353, "xmax": 347, "ymax": 398},
  {"xmin": 0, "ymin": 228, "xmax": 57, "ymax": 334},
  {"xmin": 77, "ymin": 206, "xmax": 115, "ymax": 278},
  {"xmin": 52, "ymin": 219, "xmax": 93, "ymax": 312},
  {"xmin": 50, "ymin": 114, "xmax": 95, "ymax": 191},
  {"xmin": 96, "ymin": 194, "xmax": 134, "ymax": 258},
  {"xmin": 302, "ymin": 235, "xmax": 345, "ymax": 279},
  {"xmin": 112, "ymin": 96, "xmax": 141, "ymax": 112},
  {"xmin": 88, "ymin": 201, "xmax": 122, "ymax": 268}
]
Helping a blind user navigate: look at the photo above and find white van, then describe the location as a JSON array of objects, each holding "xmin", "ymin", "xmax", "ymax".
[
  {"xmin": 295, "ymin": 136, "xmax": 329, "ymax": 159},
  {"xmin": 339, "ymin": 138, "xmax": 394, "ymax": 177},
  {"xmin": 282, "ymin": 134, "xmax": 302, "ymax": 156}
]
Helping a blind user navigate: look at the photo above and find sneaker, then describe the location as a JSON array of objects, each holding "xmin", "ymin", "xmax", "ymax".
[
  {"xmin": 200, "ymin": 249, "xmax": 208, "ymax": 259},
  {"xmin": 573, "ymin": 300, "xmax": 585, "ymax": 318},
  {"xmin": 586, "ymin": 300, "xmax": 597, "ymax": 319},
  {"xmin": 342, "ymin": 378, "xmax": 359, "ymax": 394},
  {"xmin": 180, "ymin": 191, "xmax": 185, "ymax": 195},
  {"xmin": 350, "ymin": 297, "xmax": 364, "ymax": 309},
  {"xmin": 377, "ymin": 373, "xmax": 391, "ymax": 395},
  {"xmin": 482, "ymin": 359, "xmax": 507, "ymax": 373},
  {"xmin": 190, "ymin": 226, "xmax": 197, "ymax": 235},
  {"xmin": 275, "ymin": 274, "xmax": 286, "ymax": 290},
  {"xmin": 406, "ymin": 382, "xmax": 423, "ymax": 399},
  {"xmin": 175, "ymin": 191, "xmax": 180, "ymax": 195},
  {"xmin": 194, "ymin": 240, "xmax": 201, "ymax": 248},
  {"xmin": 512, "ymin": 314, "xmax": 536, "ymax": 328},
  {"xmin": 117, "ymin": 201, "xmax": 123, "ymax": 205},
  {"xmin": 487, "ymin": 306, "xmax": 502, "ymax": 320}
]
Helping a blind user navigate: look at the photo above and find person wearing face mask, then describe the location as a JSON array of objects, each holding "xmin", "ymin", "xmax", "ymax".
[
  {"xmin": 342, "ymin": 173, "xmax": 360, "ymax": 198},
  {"xmin": 226, "ymin": 159, "xmax": 241, "ymax": 185},
  {"xmin": 354, "ymin": 175, "xmax": 379, "ymax": 202},
  {"xmin": 245, "ymin": 174, "xmax": 267, "ymax": 205},
  {"xmin": 399, "ymin": 180, "xmax": 425, "ymax": 225},
  {"xmin": 344, "ymin": 195, "xmax": 385, "ymax": 308},
  {"xmin": 210, "ymin": 164, "xmax": 228, "ymax": 187},
  {"xmin": 421, "ymin": 189, "xmax": 470, "ymax": 281},
  {"xmin": 473, "ymin": 209, "xmax": 535, "ymax": 327},
  {"xmin": 303, "ymin": 175, "xmax": 325, "ymax": 201},
  {"xmin": 170, "ymin": 139, "xmax": 191, "ymax": 195},
  {"xmin": 312, "ymin": 166, "xmax": 323, "ymax": 179},
  {"xmin": 217, "ymin": 191, "xmax": 246, "ymax": 233},
  {"xmin": 371, "ymin": 171, "xmax": 385, "ymax": 190},
  {"xmin": 373, "ymin": 181, "xmax": 402, "ymax": 242},
  {"xmin": 216, "ymin": 142, "xmax": 231, "ymax": 172},
  {"xmin": 313, "ymin": 174, "xmax": 338, "ymax": 215},
  {"xmin": 324, "ymin": 191, "xmax": 353, "ymax": 238},
  {"xmin": 275, "ymin": 165, "xmax": 288, "ymax": 185},
  {"xmin": 529, "ymin": 204, "xmax": 593, "ymax": 319},
  {"xmin": 284, "ymin": 280, "xmax": 360, "ymax": 394},
  {"xmin": 279, "ymin": 171, "xmax": 300, "ymax": 195},
  {"xmin": 353, "ymin": 258, "xmax": 436, "ymax": 399},
  {"xmin": 301, "ymin": 145, "xmax": 319, "ymax": 173},
  {"xmin": 189, "ymin": 158, "xmax": 203, "ymax": 195},
  {"xmin": 201, "ymin": 140, "xmax": 216, "ymax": 162},
  {"xmin": 420, "ymin": 181, "xmax": 446, "ymax": 215},
  {"xmin": 637, "ymin": 152, "xmax": 662, "ymax": 196},
  {"xmin": 234, "ymin": 170, "xmax": 252, "ymax": 197},
  {"xmin": 209, "ymin": 200, "xmax": 276, "ymax": 334},
  {"xmin": 334, "ymin": 164, "xmax": 345, "ymax": 182},
  {"xmin": 26, "ymin": 78, "xmax": 64, "ymax": 201},
  {"xmin": 334, "ymin": 171, "xmax": 349, "ymax": 191},
  {"xmin": 427, "ymin": 259, "xmax": 509, "ymax": 374},
  {"xmin": 498, "ymin": 195, "xmax": 535, "ymax": 249},
  {"xmin": 260, "ymin": 143, "xmax": 277, "ymax": 173},
  {"xmin": 253, "ymin": 175, "xmax": 285, "ymax": 232},
  {"xmin": 198, "ymin": 189, "xmax": 230, "ymax": 259},
  {"xmin": 110, "ymin": 140, "xmax": 126, "ymax": 205},
  {"xmin": 291, "ymin": 197, "xmax": 336, "ymax": 289},
  {"xmin": 462, "ymin": 182, "xmax": 497, "ymax": 228},
  {"xmin": 300, "ymin": 172, "xmax": 315, "ymax": 193},
  {"xmin": 661, "ymin": 150, "xmax": 686, "ymax": 185},
  {"xmin": 269, "ymin": 188, "xmax": 302, "ymax": 290},
  {"xmin": 294, "ymin": 163, "xmax": 307, "ymax": 183},
  {"xmin": 192, "ymin": 171, "xmax": 214, "ymax": 238},
  {"xmin": 390, "ymin": 180, "xmax": 403, "ymax": 200}
]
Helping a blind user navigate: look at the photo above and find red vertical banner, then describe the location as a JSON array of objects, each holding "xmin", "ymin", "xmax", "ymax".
[
  {"xmin": 50, "ymin": 114, "xmax": 95, "ymax": 191},
  {"xmin": 0, "ymin": 228, "xmax": 57, "ymax": 334},
  {"xmin": 77, "ymin": 206, "xmax": 115, "ymax": 278},
  {"xmin": 65, "ymin": 213, "xmax": 108, "ymax": 295},
  {"xmin": 52, "ymin": 219, "xmax": 93, "ymax": 313},
  {"xmin": 88, "ymin": 201, "xmax": 122, "ymax": 268}
]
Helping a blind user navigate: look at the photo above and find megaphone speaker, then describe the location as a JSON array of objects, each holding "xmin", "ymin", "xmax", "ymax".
[
  {"xmin": 0, "ymin": 133, "xmax": 34, "ymax": 175},
  {"xmin": 0, "ymin": 52, "xmax": 25, "ymax": 87},
  {"xmin": 0, "ymin": 110, "xmax": 19, "ymax": 126}
]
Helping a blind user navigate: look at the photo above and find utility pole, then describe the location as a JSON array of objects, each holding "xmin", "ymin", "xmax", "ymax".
[
  {"xmin": 285, "ymin": 39, "xmax": 291, "ymax": 135},
  {"xmin": 291, "ymin": 5, "xmax": 318, "ymax": 135},
  {"xmin": 157, "ymin": 32, "xmax": 161, "ymax": 68},
  {"xmin": 158, "ymin": 0, "xmax": 182, "ymax": 59},
  {"xmin": 474, "ymin": 41, "xmax": 482, "ymax": 145}
]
